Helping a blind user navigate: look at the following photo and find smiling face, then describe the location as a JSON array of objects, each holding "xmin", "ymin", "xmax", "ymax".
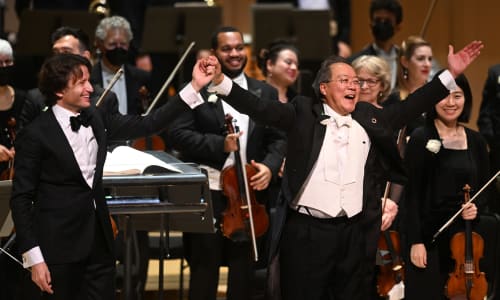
[
  {"xmin": 56, "ymin": 65, "xmax": 93, "ymax": 113},
  {"xmin": 267, "ymin": 49, "xmax": 299, "ymax": 88},
  {"xmin": 319, "ymin": 63, "xmax": 359, "ymax": 115},
  {"xmin": 213, "ymin": 31, "xmax": 247, "ymax": 78},
  {"xmin": 435, "ymin": 87, "xmax": 465, "ymax": 126},
  {"xmin": 357, "ymin": 68, "xmax": 383, "ymax": 106}
]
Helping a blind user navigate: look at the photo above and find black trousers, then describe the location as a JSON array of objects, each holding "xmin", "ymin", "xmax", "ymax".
[
  {"xmin": 183, "ymin": 190, "xmax": 255, "ymax": 300},
  {"xmin": 279, "ymin": 209, "xmax": 366, "ymax": 300},
  {"xmin": 41, "ymin": 218, "xmax": 115, "ymax": 300}
]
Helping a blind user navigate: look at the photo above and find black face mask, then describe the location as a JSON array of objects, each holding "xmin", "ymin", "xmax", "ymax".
[
  {"xmin": 371, "ymin": 20, "xmax": 395, "ymax": 42},
  {"xmin": 104, "ymin": 47, "xmax": 128, "ymax": 66},
  {"xmin": 0, "ymin": 65, "xmax": 14, "ymax": 86}
]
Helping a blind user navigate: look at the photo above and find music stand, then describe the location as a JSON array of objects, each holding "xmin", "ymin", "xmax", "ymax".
[
  {"xmin": 0, "ymin": 180, "xmax": 13, "ymax": 238},
  {"xmin": 251, "ymin": 4, "xmax": 294, "ymax": 55},
  {"xmin": 141, "ymin": 7, "xmax": 180, "ymax": 54},
  {"xmin": 291, "ymin": 9, "xmax": 332, "ymax": 61}
]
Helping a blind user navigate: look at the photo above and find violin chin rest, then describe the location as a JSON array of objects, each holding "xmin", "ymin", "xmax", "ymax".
[{"xmin": 229, "ymin": 230, "xmax": 250, "ymax": 243}]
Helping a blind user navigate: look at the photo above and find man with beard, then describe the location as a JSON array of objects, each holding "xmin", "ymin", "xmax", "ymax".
[
  {"xmin": 165, "ymin": 26, "xmax": 286, "ymax": 300},
  {"xmin": 92, "ymin": 16, "xmax": 150, "ymax": 116},
  {"xmin": 348, "ymin": 0, "xmax": 402, "ymax": 89}
]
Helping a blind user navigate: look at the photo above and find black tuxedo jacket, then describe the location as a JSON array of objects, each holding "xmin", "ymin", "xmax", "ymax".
[
  {"xmin": 19, "ymin": 85, "xmax": 120, "ymax": 130},
  {"xmin": 218, "ymin": 73, "xmax": 450, "ymax": 260},
  {"xmin": 90, "ymin": 62, "xmax": 150, "ymax": 115},
  {"xmin": 166, "ymin": 77, "xmax": 286, "ymax": 212},
  {"xmin": 11, "ymin": 95, "xmax": 189, "ymax": 264}
]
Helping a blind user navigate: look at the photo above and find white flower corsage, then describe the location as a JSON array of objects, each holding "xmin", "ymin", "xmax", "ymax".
[
  {"xmin": 207, "ymin": 93, "xmax": 218, "ymax": 103},
  {"xmin": 425, "ymin": 139, "xmax": 441, "ymax": 154}
]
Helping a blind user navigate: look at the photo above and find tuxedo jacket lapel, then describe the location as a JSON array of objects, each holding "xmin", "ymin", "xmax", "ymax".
[
  {"xmin": 246, "ymin": 79, "xmax": 263, "ymax": 137},
  {"xmin": 306, "ymin": 103, "xmax": 327, "ymax": 175}
]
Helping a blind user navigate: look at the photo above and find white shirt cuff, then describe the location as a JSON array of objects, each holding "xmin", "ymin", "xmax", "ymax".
[
  {"xmin": 179, "ymin": 82, "xmax": 205, "ymax": 109},
  {"xmin": 22, "ymin": 246, "xmax": 44, "ymax": 268},
  {"xmin": 438, "ymin": 70, "xmax": 458, "ymax": 92},
  {"xmin": 207, "ymin": 75, "xmax": 233, "ymax": 96}
]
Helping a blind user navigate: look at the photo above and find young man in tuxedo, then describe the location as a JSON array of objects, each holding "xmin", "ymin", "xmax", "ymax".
[
  {"xmin": 9, "ymin": 53, "xmax": 205, "ymax": 299},
  {"xmin": 194, "ymin": 40, "xmax": 483, "ymax": 299}
]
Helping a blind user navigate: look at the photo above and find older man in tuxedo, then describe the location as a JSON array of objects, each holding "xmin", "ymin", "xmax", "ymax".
[{"xmin": 191, "ymin": 40, "xmax": 483, "ymax": 299}]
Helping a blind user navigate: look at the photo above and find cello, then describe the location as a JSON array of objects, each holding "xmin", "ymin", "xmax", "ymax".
[
  {"xmin": 445, "ymin": 184, "xmax": 488, "ymax": 300},
  {"xmin": 220, "ymin": 114, "xmax": 269, "ymax": 261}
]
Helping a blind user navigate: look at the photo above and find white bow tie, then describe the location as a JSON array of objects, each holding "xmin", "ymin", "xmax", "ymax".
[{"xmin": 321, "ymin": 115, "xmax": 352, "ymax": 128}]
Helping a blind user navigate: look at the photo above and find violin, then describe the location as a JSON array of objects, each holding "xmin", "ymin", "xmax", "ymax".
[
  {"xmin": 0, "ymin": 117, "xmax": 16, "ymax": 180},
  {"xmin": 220, "ymin": 114, "xmax": 269, "ymax": 261},
  {"xmin": 376, "ymin": 182, "xmax": 404, "ymax": 297},
  {"xmin": 376, "ymin": 127, "xmax": 407, "ymax": 296},
  {"xmin": 130, "ymin": 86, "xmax": 166, "ymax": 151},
  {"xmin": 446, "ymin": 184, "xmax": 488, "ymax": 300}
]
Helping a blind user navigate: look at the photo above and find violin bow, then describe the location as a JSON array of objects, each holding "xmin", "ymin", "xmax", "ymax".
[
  {"xmin": 382, "ymin": 127, "xmax": 406, "ymax": 211},
  {"xmin": 95, "ymin": 67, "xmax": 124, "ymax": 107},
  {"xmin": 419, "ymin": 0, "xmax": 439, "ymax": 38},
  {"xmin": 142, "ymin": 41, "xmax": 196, "ymax": 116},
  {"xmin": 432, "ymin": 169, "xmax": 500, "ymax": 243}
]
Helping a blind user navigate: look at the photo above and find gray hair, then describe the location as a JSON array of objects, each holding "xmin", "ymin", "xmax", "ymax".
[
  {"xmin": 95, "ymin": 15, "xmax": 133, "ymax": 42},
  {"xmin": 352, "ymin": 55, "xmax": 392, "ymax": 101},
  {"xmin": 0, "ymin": 39, "xmax": 13, "ymax": 58}
]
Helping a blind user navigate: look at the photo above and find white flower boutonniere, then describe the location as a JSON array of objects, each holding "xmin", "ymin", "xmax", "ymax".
[
  {"xmin": 207, "ymin": 93, "xmax": 218, "ymax": 104},
  {"xmin": 426, "ymin": 139, "xmax": 441, "ymax": 154}
]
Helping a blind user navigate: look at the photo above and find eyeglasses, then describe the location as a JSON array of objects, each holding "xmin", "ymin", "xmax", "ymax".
[
  {"xmin": 324, "ymin": 78, "xmax": 361, "ymax": 87},
  {"xmin": 358, "ymin": 79, "xmax": 380, "ymax": 87}
]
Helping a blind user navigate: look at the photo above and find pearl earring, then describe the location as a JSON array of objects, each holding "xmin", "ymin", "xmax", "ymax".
[{"xmin": 403, "ymin": 68, "xmax": 408, "ymax": 80}]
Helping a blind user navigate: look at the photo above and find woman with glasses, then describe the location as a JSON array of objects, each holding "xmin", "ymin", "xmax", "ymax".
[
  {"xmin": 352, "ymin": 55, "xmax": 404, "ymax": 299},
  {"xmin": 352, "ymin": 55, "xmax": 392, "ymax": 108}
]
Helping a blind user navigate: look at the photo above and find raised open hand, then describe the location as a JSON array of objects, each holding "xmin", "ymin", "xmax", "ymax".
[{"xmin": 447, "ymin": 40, "xmax": 484, "ymax": 78}]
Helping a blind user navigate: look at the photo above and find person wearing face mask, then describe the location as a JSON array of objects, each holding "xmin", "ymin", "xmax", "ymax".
[
  {"xmin": 92, "ymin": 15, "xmax": 151, "ymax": 116},
  {"xmin": 348, "ymin": 0, "xmax": 402, "ymax": 90},
  {"xmin": 0, "ymin": 37, "xmax": 27, "ymax": 300},
  {"xmin": 0, "ymin": 39, "xmax": 25, "ymax": 173}
]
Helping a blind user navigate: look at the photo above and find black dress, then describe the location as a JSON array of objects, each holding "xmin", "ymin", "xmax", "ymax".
[{"xmin": 404, "ymin": 125, "xmax": 490, "ymax": 300}]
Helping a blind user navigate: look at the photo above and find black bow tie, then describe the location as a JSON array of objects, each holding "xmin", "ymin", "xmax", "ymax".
[{"xmin": 70, "ymin": 113, "xmax": 91, "ymax": 132}]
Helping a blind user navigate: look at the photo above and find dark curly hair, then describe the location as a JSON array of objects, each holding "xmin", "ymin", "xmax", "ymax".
[{"xmin": 38, "ymin": 54, "xmax": 92, "ymax": 106}]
